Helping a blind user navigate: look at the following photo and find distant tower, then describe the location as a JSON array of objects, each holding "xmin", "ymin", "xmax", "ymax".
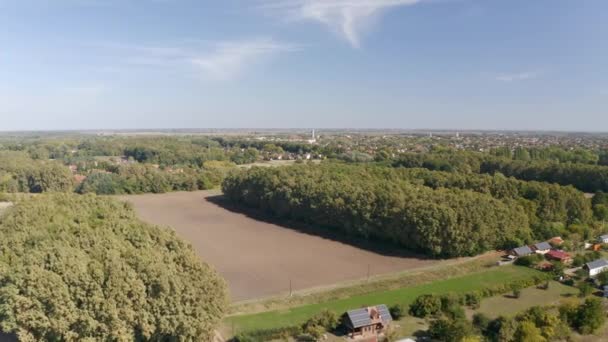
[
  {"xmin": 456, "ymin": 132, "xmax": 460, "ymax": 138},
  {"xmin": 312, "ymin": 129, "xmax": 316, "ymax": 141},
  {"xmin": 429, "ymin": 132, "xmax": 433, "ymax": 138}
]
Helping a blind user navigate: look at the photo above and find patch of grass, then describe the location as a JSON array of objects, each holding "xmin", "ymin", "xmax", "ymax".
[
  {"xmin": 468, "ymin": 280, "xmax": 578, "ymax": 319},
  {"xmin": 226, "ymin": 266, "xmax": 542, "ymax": 333}
]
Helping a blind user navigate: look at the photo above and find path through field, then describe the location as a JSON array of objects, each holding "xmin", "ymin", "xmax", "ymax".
[{"xmin": 119, "ymin": 191, "xmax": 440, "ymax": 301}]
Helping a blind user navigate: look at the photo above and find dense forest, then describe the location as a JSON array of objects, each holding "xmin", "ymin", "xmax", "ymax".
[
  {"xmin": 393, "ymin": 151, "xmax": 608, "ymax": 193},
  {"xmin": 223, "ymin": 163, "xmax": 533, "ymax": 257},
  {"xmin": 222, "ymin": 163, "xmax": 596, "ymax": 257},
  {"xmin": 0, "ymin": 194, "xmax": 227, "ymax": 341}
]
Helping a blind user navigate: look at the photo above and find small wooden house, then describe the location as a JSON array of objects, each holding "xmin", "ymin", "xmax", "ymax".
[
  {"xmin": 546, "ymin": 250, "xmax": 572, "ymax": 264},
  {"xmin": 344, "ymin": 305, "xmax": 392, "ymax": 338},
  {"xmin": 532, "ymin": 242, "xmax": 552, "ymax": 254},
  {"xmin": 511, "ymin": 246, "xmax": 533, "ymax": 257}
]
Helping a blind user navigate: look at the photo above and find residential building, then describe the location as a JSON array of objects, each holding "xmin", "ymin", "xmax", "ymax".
[
  {"xmin": 546, "ymin": 250, "xmax": 572, "ymax": 264},
  {"xmin": 532, "ymin": 242, "xmax": 552, "ymax": 254},
  {"xmin": 344, "ymin": 305, "xmax": 392, "ymax": 338},
  {"xmin": 585, "ymin": 259, "xmax": 608, "ymax": 277},
  {"xmin": 511, "ymin": 246, "xmax": 533, "ymax": 257}
]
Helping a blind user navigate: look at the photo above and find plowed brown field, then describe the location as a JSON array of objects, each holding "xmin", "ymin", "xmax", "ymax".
[{"xmin": 119, "ymin": 191, "xmax": 440, "ymax": 301}]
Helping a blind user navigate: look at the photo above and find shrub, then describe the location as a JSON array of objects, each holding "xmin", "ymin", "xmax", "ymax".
[
  {"xmin": 389, "ymin": 304, "xmax": 405, "ymax": 320},
  {"xmin": 302, "ymin": 309, "xmax": 339, "ymax": 331},
  {"xmin": 512, "ymin": 287, "xmax": 522, "ymax": 298},
  {"xmin": 472, "ymin": 313, "xmax": 491, "ymax": 334},
  {"xmin": 574, "ymin": 297, "xmax": 605, "ymax": 334},
  {"xmin": 515, "ymin": 254, "xmax": 543, "ymax": 267},
  {"xmin": 409, "ymin": 294, "xmax": 442, "ymax": 318},
  {"xmin": 465, "ymin": 292, "xmax": 482, "ymax": 309},
  {"xmin": 233, "ymin": 326, "xmax": 302, "ymax": 342},
  {"xmin": 577, "ymin": 282, "xmax": 594, "ymax": 298}
]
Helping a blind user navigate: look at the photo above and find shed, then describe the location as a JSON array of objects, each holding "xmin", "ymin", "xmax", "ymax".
[
  {"xmin": 532, "ymin": 242, "xmax": 552, "ymax": 254},
  {"xmin": 546, "ymin": 250, "xmax": 572, "ymax": 264},
  {"xmin": 599, "ymin": 235, "xmax": 608, "ymax": 244},
  {"xmin": 549, "ymin": 237, "xmax": 564, "ymax": 246},
  {"xmin": 511, "ymin": 246, "xmax": 533, "ymax": 257}
]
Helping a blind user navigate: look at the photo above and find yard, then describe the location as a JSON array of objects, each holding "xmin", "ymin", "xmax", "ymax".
[
  {"xmin": 225, "ymin": 265, "xmax": 543, "ymax": 333},
  {"xmin": 467, "ymin": 280, "xmax": 578, "ymax": 318}
]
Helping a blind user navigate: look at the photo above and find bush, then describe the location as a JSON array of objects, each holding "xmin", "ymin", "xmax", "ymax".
[
  {"xmin": 233, "ymin": 326, "xmax": 302, "ymax": 342},
  {"xmin": 465, "ymin": 292, "xmax": 482, "ymax": 309},
  {"xmin": 574, "ymin": 297, "xmax": 605, "ymax": 334},
  {"xmin": 389, "ymin": 304, "xmax": 405, "ymax": 320},
  {"xmin": 472, "ymin": 313, "xmax": 491, "ymax": 334},
  {"xmin": 515, "ymin": 254, "xmax": 543, "ymax": 267},
  {"xmin": 577, "ymin": 282, "xmax": 594, "ymax": 297},
  {"xmin": 302, "ymin": 309, "xmax": 339, "ymax": 331},
  {"xmin": 409, "ymin": 294, "xmax": 442, "ymax": 318},
  {"xmin": 512, "ymin": 287, "xmax": 522, "ymax": 298}
]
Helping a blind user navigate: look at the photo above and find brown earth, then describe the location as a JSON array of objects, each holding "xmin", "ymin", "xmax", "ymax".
[{"xmin": 119, "ymin": 191, "xmax": 440, "ymax": 301}]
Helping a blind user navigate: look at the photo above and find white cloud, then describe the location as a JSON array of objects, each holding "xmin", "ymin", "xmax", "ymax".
[
  {"xmin": 191, "ymin": 38, "xmax": 298, "ymax": 80},
  {"xmin": 92, "ymin": 38, "xmax": 297, "ymax": 81},
  {"xmin": 260, "ymin": 0, "xmax": 421, "ymax": 48},
  {"xmin": 495, "ymin": 71, "xmax": 539, "ymax": 82}
]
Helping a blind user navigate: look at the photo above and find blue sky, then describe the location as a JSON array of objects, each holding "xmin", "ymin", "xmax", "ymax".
[{"xmin": 0, "ymin": 0, "xmax": 607, "ymax": 131}]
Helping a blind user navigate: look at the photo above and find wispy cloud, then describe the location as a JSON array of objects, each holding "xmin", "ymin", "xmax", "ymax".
[
  {"xmin": 191, "ymin": 38, "xmax": 298, "ymax": 80},
  {"xmin": 495, "ymin": 71, "xmax": 539, "ymax": 82},
  {"xmin": 259, "ymin": 0, "xmax": 422, "ymax": 48},
  {"xmin": 92, "ymin": 38, "xmax": 297, "ymax": 81}
]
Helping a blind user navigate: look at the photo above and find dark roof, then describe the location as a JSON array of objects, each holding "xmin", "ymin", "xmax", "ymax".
[
  {"xmin": 586, "ymin": 259, "xmax": 608, "ymax": 270},
  {"xmin": 346, "ymin": 305, "xmax": 392, "ymax": 329},
  {"xmin": 346, "ymin": 308, "xmax": 372, "ymax": 328},
  {"xmin": 377, "ymin": 304, "xmax": 392, "ymax": 324},
  {"xmin": 513, "ymin": 246, "xmax": 533, "ymax": 256},
  {"xmin": 533, "ymin": 242, "xmax": 551, "ymax": 251}
]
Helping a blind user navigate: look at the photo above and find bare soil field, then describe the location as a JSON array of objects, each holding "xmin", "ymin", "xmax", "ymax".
[{"xmin": 119, "ymin": 191, "xmax": 442, "ymax": 301}]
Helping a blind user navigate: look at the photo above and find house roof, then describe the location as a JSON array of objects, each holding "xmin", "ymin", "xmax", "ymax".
[
  {"xmin": 346, "ymin": 304, "xmax": 392, "ymax": 329},
  {"xmin": 513, "ymin": 246, "xmax": 533, "ymax": 256},
  {"xmin": 549, "ymin": 237, "xmax": 564, "ymax": 245},
  {"xmin": 586, "ymin": 259, "xmax": 608, "ymax": 270},
  {"xmin": 533, "ymin": 242, "xmax": 552, "ymax": 250},
  {"xmin": 547, "ymin": 250, "xmax": 571, "ymax": 259},
  {"xmin": 600, "ymin": 234, "xmax": 608, "ymax": 240}
]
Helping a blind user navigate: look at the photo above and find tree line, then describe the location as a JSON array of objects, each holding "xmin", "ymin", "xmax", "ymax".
[
  {"xmin": 393, "ymin": 151, "xmax": 608, "ymax": 193},
  {"xmin": 0, "ymin": 151, "xmax": 74, "ymax": 193},
  {"xmin": 223, "ymin": 163, "xmax": 534, "ymax": 257},
  {"xmin": 77, "ymin": 161, "xmax": 235, "ymax": 195},
  {"xmin": 394, "ymin": 168, "xmax": 592, "ymax": 235},
  {"xmin": 0, "ymin": 193, "xmax": 227, "ymax": 341}
]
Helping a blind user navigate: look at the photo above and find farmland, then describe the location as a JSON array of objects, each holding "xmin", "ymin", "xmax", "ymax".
[
  {"xmin": 226, "ymin": 265, "xmax": 543, "ymax": 332},
  {"xmin": 119, "ymin": 190, "xmax": 448, "ymax": 301}
]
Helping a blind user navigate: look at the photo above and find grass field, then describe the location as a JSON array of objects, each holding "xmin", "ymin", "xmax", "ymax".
[
  {"xmin": 468, "ymin": 280, "xmax": 578, "ymax": 318},
  {"xmin": 226, "ymin": 265, "xmax": 543, "ymax": 333}
]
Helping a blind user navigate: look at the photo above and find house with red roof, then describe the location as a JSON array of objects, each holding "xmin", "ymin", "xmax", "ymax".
[{"xmin": 546, "ymin": 250, "xmax": 572, "ymax": 264}]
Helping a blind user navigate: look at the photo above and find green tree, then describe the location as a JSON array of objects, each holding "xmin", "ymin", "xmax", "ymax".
[
  {"xmin": 0, "ymin": 194, "xmax": 227, "ymax": 341},
  {"xmin": 514, "ymin": 321, "xmax": 546, "ymax": 342},
  {"xmin": 577, "ymin": 282, "xmax": 594, "ymax": 298},
  {"xmin": 409, "ymin": 294, "xmax": 442, "ymax": 318},
  {"xmin": 575, "ymin": 297, "xmax": 605, "ymax": 334}
]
